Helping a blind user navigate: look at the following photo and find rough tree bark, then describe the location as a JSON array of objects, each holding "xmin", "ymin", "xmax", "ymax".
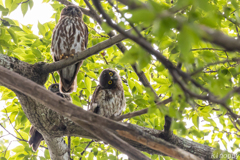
[{"xmin": 0, "ymin": 52, "xmax": 222, "ymax": 160}]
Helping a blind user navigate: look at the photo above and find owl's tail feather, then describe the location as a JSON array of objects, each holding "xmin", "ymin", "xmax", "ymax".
[
  {"xmin": 29, "ymin": 126, "xmax": 44, "ymax": 152},
  {"xmin": 59, "ymin": 61, "xmax": 82, "ymax": 93}
]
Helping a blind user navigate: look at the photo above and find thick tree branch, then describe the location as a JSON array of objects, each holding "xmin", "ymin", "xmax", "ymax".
[
  {"xmin": 200, "ymin": 25, "xmax": 240, "ymax": 52},
  {"xmin": 0, "ymin": 66, "xmax": 202, "ymax": 160},
  {"xmin": 0, "ymin": 55, "xmax": 232, "ymax": 159},
  {"xmin": 42, "ymin": 29, "xmax": 129, "ymax": 73},
  {"xmin": 44, "ymin": 136, "xmax": 69, "ymax": 160}
]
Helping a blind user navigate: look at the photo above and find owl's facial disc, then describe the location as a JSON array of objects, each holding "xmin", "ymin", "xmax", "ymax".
[
  {"xmin": 48, "ymin": 83, "xmax": 60, "ymax": 93},
  {"xmin": 99, "ymin": 69, "xmax": 118, "ymax": 89},
  {"xmin": 61, "ymin": 5, "xmax": 82, "ymax": 18}
]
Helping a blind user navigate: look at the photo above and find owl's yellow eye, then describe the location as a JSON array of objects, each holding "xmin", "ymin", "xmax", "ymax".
[
  {"xmin": 53, "ymin": 85, "xmax": 58, "ymax": 88},
  {"xmin": 109, "ymin": 72, "xmax": 113, "ymax": 76},
  {"xmin": 108, "ymin": 80, "xmax": 112, "ymax": 84}
]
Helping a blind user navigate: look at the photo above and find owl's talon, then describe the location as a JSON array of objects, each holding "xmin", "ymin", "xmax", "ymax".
[{"xmin": 70, "ymin": 54, "xmax": 74, "ymax": 57}]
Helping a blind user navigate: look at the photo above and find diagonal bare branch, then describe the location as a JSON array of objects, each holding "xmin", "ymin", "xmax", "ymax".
[
  {"xmin": 42, "ymin": 29, "xmax": 129, "ymax": 73},
  {"xmin": 114, "ymin": 97, "xmax": 172, "ymax": 121},
  {"xmin": 0, "ymin": 66, "xmax": 202, "ymax": 160}
]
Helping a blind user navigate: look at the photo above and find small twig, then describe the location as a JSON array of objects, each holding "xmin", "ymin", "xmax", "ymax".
[
  {"xmin": 0, "ymin": 123, "xmax": 48, "ymax": 149},
  {"xmin": 0, "ymin": 18, "xmax": 10, "ymax": 26},
  {"xmin": 222, "ymin": 87, "xmax": 240, "ymax": 102},
  {"xmin": 102, "ymin": 56, "xmax": 109, "ymax": 64},
  {"xmin": 103, "ymin": 145, "xmax": 111, "ymax": 153},
  {"xmin": 87, "ymin": 24, "xmax": 109, "ymax": 38},
  {"xmin": 3, "ymin": 107, "xmax": 24, "ymax": 140},
  {"xmin": 100, "ymin": 51, "xmax": 109, "ymax": 64},
  {"xmin": 224, "ymin": 51, "xmax": 232, "ymax": 67},
  {"xmin": 191, "ymin": 48, "xmax": 225, "ymax": 51},
  {"xmin": 68, "ymin": 136, "xmax": 71, "ymax": 159},
  {"xmin": 236, "ymin": 25, "xmax": 240, "ymax": 39},
  {"xmin": 79, "ymin": 140, "xmax": 93, "ymax": 160},
  {"xmin": 229, "ymin": 116, "xmax": 240, "ymax": 132},
  {"xmin": 0, "ymin": 134, "xmax": 10, "ymax": 139},
  {"xmin": 190, "ymin": 59, "xmax": 240, "ymax": 76},
  {"xmin": 219, "ymin": 11, "xmax": 240, "ymax": 27},
  {"xmin": 114, "ymin": 97, "xmax": 172, "ymax": 121},
  {"xmin": 4, "ymin": 141, "xmax": 12, "ymax": 157},
  {"xmin": 51, "ymin": 73, "xmax": 57, "ymax": 83},
  {"xmin": 107, "ymin": 0, "xmax": 143, "ymax": 38}
]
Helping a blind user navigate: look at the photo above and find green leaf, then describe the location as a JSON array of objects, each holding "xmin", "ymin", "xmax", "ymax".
[
  {"xmin": 148, "ymin": 106, "xmax": 157, "ymax": 114},
  {"xmin": 10, "ymin": 2, "xmax": 18, "ymax": 12},
  {"xmin": 51, "ymin": 4, "xmax": 63, "ymax": 10},
  {"xmin": 25, "ymin": 34, "xmax": 39, "ymax": 39},
  {"xmin": 138, "ymin": 52, "xmax": 151, "ymax": 70},
  {"xmin": 192, "ymin": 114, "xmax": 199, "ymax": 128},
  {"xmin": 87, "ymin": 71, "xmax": 98, "ymax": 79},
  {"xmin": 88, "ymin": 152, "xmax": 94, "ymax": 160},
  {"xmin": 0, "ymin": 5, "xmax": 9, "ymax": 14},
  {"xmin": 38, "ymin": 21, "xmax": 46, "ymax": 36},
  {"xmin": 12, "ymin": 146, "xmax": 24, "ymax": 153},
  {"xmin": 28, "ymin": 0, "xmax": 33, "ymax": 9},
  {"xmin": 129, "ymin": 9, "xmax": 155, "ymax": 23},
  {"xmin": 21, "ymin": 2, "xmax": 28, "ymax": 16},
  {"xmin": 42, "ymin": 0, "xmax": 50, "ymax": 3},
  {"xmin": 44, "ymin": 149, "xmax": 50, "ymax": 159},
  {"xmin": 85, "ymin": 76, "xmax": 91, "ymax": 95},
  {"xmin": 7, "ymin": 28, "xmax": 18, "ymax": 45},
  {"xmin": 0, "ymin": 45, "xmax": 3, "ymax": 54},
  {"xmin": 101, "ymin": 22, "xmax": 111, "ymax": 33},
  {"xmin": 13, "ymin": 48, "xmax": 25, "ymax": 55},
  {"xmin": 9, "ymin": 111, "xmax": 18, "ymax": 122},
  {"xmin": 32, "ymin": 49, "xmax": 42, "ymax": 58},
  {"xmin": 5, "ymin": 0, "xmax": 12, "ymax": 9}
]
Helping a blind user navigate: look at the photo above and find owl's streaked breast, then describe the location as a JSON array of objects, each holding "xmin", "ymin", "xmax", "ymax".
[
  {"xmin": 51, "ymin": 16, "xmax": 86, "ymax": 60},
  {"xmin": 95, "ymin": 89, "xmax": 126, "ymax": 118}
]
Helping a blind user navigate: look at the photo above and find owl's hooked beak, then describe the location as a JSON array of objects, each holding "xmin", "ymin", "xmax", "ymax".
[
  {"xmin": 71, "ymin": 8, "xmax": 76, "ymax": 16},
  {"xmin": 111, "ymin": 75, "xmax": 118, "ymax": 80}
]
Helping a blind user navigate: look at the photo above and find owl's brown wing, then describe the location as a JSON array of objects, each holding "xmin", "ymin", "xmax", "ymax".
[
  {"xmin": 89, "ymin": 85, "xmax": 102, "ymax": 113},
  {"xmin": 29, "ymin": 126, "xmax": 44, "ymax": 152},
  {"xmin": 51, "ymin": 16, "xmax": 88, "ymax": 93}
]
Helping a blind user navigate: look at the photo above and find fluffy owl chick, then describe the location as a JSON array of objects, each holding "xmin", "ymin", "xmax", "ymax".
[
  {"xmin": 51, "ymin": 5, "xmax": 88, "ymax": 93},
  {"xmin": 29, "ymin": 84, "xmax": 71, "ymax": 152},
  {"xmin": 89, "ymin": 69, "xmax": 126, "ymax": 118}
]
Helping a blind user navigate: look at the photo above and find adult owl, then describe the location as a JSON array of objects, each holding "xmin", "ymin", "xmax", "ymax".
[
  {"xmin": 51, "ymin": 5, "xmax": 88, "ymax": 93},
  {"xmin": 29, "ymin": 84, "xmax": 71, "ymax": 151},
  {"xmin": 89, "ymin": 69, "xmax": 126, "ymax": 118}
]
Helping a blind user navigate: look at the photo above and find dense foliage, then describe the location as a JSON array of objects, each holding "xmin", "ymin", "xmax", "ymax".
[{"xmin": 0, "ymin": 0, "xmax": 240, "ymax": 159}]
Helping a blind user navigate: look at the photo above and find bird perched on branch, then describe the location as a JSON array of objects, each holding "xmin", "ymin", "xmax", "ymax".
[
  {"xmin": 51, "ymin": 5, "xmax": 88, "ymax": 93},
  {"xmin": 89, "ymin": 69, "xmax": 126, "ymax": 118},
  {"xmin": 29, "ymin": 83, "xmax": 71, "ymax": 151}
]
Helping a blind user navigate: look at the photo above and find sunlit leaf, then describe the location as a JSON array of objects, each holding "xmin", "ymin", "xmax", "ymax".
[
  {"xmin": 38, "ymin": 21, "xmax": 46, "ymax": 36},
  {"xmin": 7, "ymin": 28, "xmax": 18, "ymax": 45}
]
